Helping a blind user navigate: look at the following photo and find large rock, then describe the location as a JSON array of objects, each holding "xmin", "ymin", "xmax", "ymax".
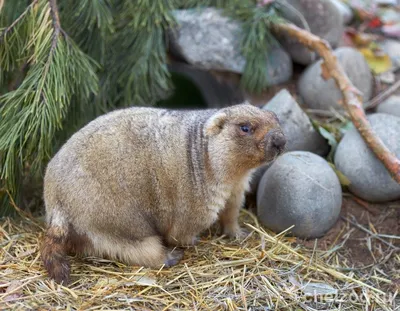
[
  {"xmin": 263, "ymin": 89, "xmax": 329, "ymax": 156},
  {"xmin": 381, "ymin": 39, "xmax": 400, "ymax": 69},
  {"xmin": 334, "ymin": 113, "xmax": 400, "ymax": 202},
  {"xmin": 330, "ymin": 0, "xmax": 353, "ymax": 24},
  {"xmin": 298, "ymin": 47, "xmax": 373, "ymax": 111},
  {"xmin": 246, "ymin": 90, "xmax": 330, "ymax": 210},
  {"xmin": 376, "ymin": 95, "xmax": 400, "ymax": 118},
  {"xmin": 257, "ymin": 151, "xmax": 342, "ymax": 238},
  {"xmin": 274, "ymin": 0, "xmax": 344, "ymax": 65},
  {"xmin": 170, "ymin": 8, "xmax": 293, "ymax": 86}
]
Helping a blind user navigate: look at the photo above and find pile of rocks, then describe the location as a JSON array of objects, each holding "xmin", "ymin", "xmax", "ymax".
[
  {"xmin": 334, "ymin": 113, "xmax": 400, "ymax": 203},
  {"xmin": 168, "ymin": 0, "xmax": 400, "ymax": 238},
  {"xmin": 254, "ymin": 95, "xmax": 400, "ymax": 239},
  {"xmin": 168, "ymin": 0, "xmax": 360, "ymax": 109},
  {"xmin": 250, "ymin": 91, "xmax": 341, "ymax": 239}
]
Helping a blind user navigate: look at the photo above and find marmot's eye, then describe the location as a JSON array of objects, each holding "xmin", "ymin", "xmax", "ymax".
[{"xmin": 240, "ymin": 125, "xmax": 251, "ymax": 133}]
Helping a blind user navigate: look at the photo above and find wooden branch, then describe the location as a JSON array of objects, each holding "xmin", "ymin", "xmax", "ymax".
[
  {"xmin": 273, "ymin": 22, "xmax": 400, "ymax": 183},
  {"xmin": 364, "ymin": 77, "xmax": 400, "ymax": 110},
  {"xmin": 49, "ymin": 0, "xmax": 62, "ymax": 48}
]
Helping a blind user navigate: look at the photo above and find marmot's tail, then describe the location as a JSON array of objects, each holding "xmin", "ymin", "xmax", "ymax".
[{"xmin": 40, "ymin": 220, "xmax": 70, "ymax": 284}]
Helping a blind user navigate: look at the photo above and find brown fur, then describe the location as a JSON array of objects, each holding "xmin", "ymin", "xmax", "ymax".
[
  {"xmin": 41, "ymin": 103, "xmax": 286, "ymax": 284},
  {"xmin": 40, "ymin": 226, "xmax": 70, "ymax": 284}
]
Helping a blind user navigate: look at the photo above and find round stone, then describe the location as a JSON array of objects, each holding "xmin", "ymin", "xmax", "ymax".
[
  {"xmin": 170, "ymin": 8, "xmax": 292, "ymax": 86},
  {"xmin": 262, "ymin": 89, "xmax": 329, "ymax": 156},
  {"xmin": 330, "ymin": 0, "xmax": 353, "ymax": 24},
  {"xmin": 334, "ymin": 113, "xmax": 400, "ymax": 202},
  {"xmin": 275, "ymin": 0, "xmax": 344, "ymax": 65},
  {"xmin": 257, "ymin": 151, "xmax": 342, "ymax": 238},
  {"xmin": 298, "ymin": 47, "xmax": 373, "ymax": 111},
  {"xmin": 376, "ymin": 95, "xmax": 400, "ymax": 118}
]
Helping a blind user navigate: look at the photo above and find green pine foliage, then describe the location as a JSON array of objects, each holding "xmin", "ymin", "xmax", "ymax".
[{"xmin": 0, "ymin": 0, "xmax": 284, "ymax": 216}]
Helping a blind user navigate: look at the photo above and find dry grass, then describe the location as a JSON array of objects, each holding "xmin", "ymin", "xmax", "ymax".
[{"xmin": 0, "ymin": 209, "xmax": 398, "ymax": 311}]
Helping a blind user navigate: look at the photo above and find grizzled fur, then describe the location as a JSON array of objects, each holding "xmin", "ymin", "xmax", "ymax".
[{"xmin": 41, "ymin": 103, "xmax": 286, "ymax": 284}]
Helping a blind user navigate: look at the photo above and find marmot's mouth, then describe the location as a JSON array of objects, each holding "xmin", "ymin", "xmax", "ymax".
[
  {"xmin": 275, "ymin": 144, "xmax": 286, "ymax": 156},
  {"xmin": 264, "ymin": 147, "xmax": 285, "ymax": 164},
  {"xmin": 263, "ymin": 129, "xmax": 286, "ymax": 160}
]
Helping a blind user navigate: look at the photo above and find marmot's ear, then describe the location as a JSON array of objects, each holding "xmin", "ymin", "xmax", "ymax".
[{"xmin": 204, "ymin": 111, "xmax": 227, "ymax": 136}]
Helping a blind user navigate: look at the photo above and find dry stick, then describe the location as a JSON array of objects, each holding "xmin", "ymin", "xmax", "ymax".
[
  {"xmin": 273, "ymin": 22, "xmax": 400, "ymax": 184},
  {"xmin": 364, "ymin": 78, "xmax": 400, "ymax": 110},
  {"xmin": 343, "ymin": 216, "xmax": 400, "ymax": 251}
]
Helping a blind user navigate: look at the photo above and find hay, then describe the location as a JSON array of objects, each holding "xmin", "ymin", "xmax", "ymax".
[{"xmin": 0, "ymin": 210, "xmax": 398, "ymax": 311}]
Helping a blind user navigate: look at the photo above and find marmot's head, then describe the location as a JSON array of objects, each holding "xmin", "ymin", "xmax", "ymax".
[{"xmin": 205, "ymin": 103, "xmax": 286, "ymax": 173}]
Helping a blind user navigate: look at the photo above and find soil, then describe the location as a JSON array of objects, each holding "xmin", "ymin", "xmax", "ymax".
[{"xmin": 299, "ymin": 197, "xmax": 399, "ymax": 265}]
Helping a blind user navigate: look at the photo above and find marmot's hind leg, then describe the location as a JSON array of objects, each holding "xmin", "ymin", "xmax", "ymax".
[{"xmin": 85, "ymin": 233, "xmax": 184, "ymax": 268}]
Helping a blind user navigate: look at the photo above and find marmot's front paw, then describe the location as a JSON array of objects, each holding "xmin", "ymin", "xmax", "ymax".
[
  {"xmin": 179, "ymin": 235, "xmax": 200, "ymax": 246},
  {"xmin": 223, "ymin": 226, "xmax": 250, "ymax": 241},
  {"xmin": 167, "ymin": 235, "xmax": 199, "ymax": 247}
]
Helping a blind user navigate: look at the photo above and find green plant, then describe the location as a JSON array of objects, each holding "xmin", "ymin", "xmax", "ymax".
[{"xmin": 0, "ymin": 0, "xmax": 282, "ymax": 216}]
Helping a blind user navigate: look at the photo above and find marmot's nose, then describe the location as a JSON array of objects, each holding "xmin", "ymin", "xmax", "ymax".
[
  {"xmin": 272, "ymin": 133, "xmax": 286, "ymax": 152},
  {"xmin": 265, "ymin": 130, "xmax": 286, "ymax": 154}
]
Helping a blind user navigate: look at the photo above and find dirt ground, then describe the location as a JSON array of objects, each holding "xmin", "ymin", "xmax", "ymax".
[{"xmin": 300, "ymin": 197, "xmax": 399, "ymax": 289}]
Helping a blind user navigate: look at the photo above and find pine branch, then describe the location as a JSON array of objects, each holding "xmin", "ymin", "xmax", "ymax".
[
  {"xmin": 273, "ymin": 22, "xmax": 400, "ymax": 183},
  {"xmin": 49, "ymin": 0, "xmax": 61, "ymax": 42},
  {"xmin": 0, "ymin": 2, "xmax": 36, "ymax": 83},
  {"xmin": 58, "ymin": 0, "xmax": 114, "ymax": 63},
  {"xmin": 37, "ymin": 0, "xmax": 62, "ymax": 107},
  {"xmin": 105, "ymin": 0, "xmax": 177, "ymax": 107},
  {"xmin": 235, "ymin": 3, "xmax": 282, "ymax": 93},
  {"xmin": 0, "ymin": 0, "xmax": 38, "ymax": 43},
  {"xmin": 0, "ymin": 0, "xmax": 99, "ymax": 215}
]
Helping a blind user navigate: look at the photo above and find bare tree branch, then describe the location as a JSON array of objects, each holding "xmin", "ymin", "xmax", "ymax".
[
  {"xmin": 48, "ymin": 0, "xmax": 62, "ymax": 51},
  {"xmin": 273, "ymin": 22, "xmax": 400, "ymax": 184}
]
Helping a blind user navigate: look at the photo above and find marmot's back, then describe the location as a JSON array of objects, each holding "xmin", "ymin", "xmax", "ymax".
[
  {"xmin": 44, "ymin": 108, "xmax": 214, "ymax": 221},
  {"xmin": 41, "ymin": 104, "xmax": 286, "ymax": 285}
]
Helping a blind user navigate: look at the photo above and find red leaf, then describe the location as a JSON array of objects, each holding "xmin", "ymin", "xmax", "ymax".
[{"xmin": 368, "ymin": 17, "xmax": 383, "ymax": 28}]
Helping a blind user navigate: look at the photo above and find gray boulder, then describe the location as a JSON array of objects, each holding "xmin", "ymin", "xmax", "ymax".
[
  {"xmin": 330, "ymin": 0, "xmax": 353, "ymax": 24},
  {"xmin": 381, "ymin": 39, "xmax": 400, "ymax": 69},
  {"xmin": 246, "ymin": 90, "xmax": 330, "ymax": 209},
  {"xmin": 334, "ymin": 113, "xmax": 400, "ymax": 202},
  {"xmin": 298, "ymin": 47, "xmax": 373, "ymax": 111},
  {"xmin": 274, "ymin": 0, "xmax": 344, "ymax": 65},
  {"xmin": 170, "ymin": 8, "xmax": 293, "ymax": 86},
  {"xmin": 263, "ymin": 89, "xmax": 329, "ymax": 156},
  {"xmin": 376, "ymin": 95, "xmax": 400, "ymax": 118},
  {"xmin": 257, "ymin": 151, "xmax": 342, "ymax": 238}
]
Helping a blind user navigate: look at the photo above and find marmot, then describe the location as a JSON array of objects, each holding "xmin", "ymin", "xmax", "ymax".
[{"xmin": 40, "ymin": 103, "xmax": 286, "ymax": 284}]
